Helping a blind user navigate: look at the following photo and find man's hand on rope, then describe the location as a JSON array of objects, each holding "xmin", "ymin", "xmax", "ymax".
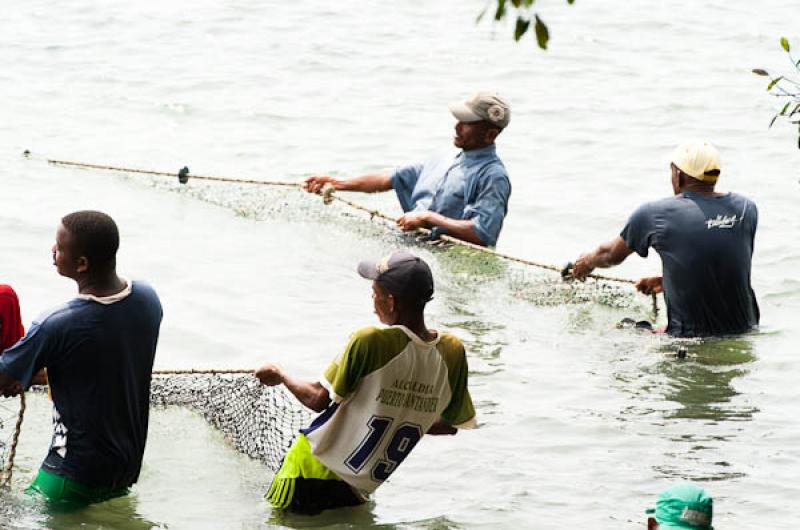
[
  {"xmin": 303, "ymin": 175, "xmax": 336, "ymax": 194},
  {"xmin": 571, "ymin": 253, "xmax": 595, "ymax": 281},
  {"xmin": 0, "ymin": 372, "xmax": 23, "ymax": 397},
  {"xmin": 636, "ymin": 276, "xmax": 663, "ymax": 296},
  {"xmin": 397, "ymin": 211, "xmax": 430, "ymax": 231},
  {"xmin": 254, "ymin": 364, "xmax": 285, "ymax": 387}
]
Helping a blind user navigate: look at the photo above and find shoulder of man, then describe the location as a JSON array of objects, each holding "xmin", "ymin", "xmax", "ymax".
[
  {"xmin": 476, "ymin": 155, "xmax": 508, "ymax": 176},
  {"xmin": 347, "ymin": 326, "xmax": 410, "ymax": 354},
  {"xmin": 32, "ymin": 300, "xmax": 83, "ymax": 330},
  {"xmin": 727, "ymin": 191, "xmax": 758, "ymax": 207},
  {"xmin": 130, "ymin": 280, "xmax": 163, "ymax": 306},
  {"xmin": 435, "ymin": 332, "xmax": 467, "ymax": 364},
  {"xmin": 629, "ymin": 195, "xmax": 679, "ymax": 218},
  {"xmin": 3, "ymin": 300, "xmax": 78, "ymax": 354}
]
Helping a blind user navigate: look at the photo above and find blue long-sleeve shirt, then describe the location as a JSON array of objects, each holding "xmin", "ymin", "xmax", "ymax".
[{"xmin": 389, "ymin": 144, "xmax": 511, "ymax": 247}]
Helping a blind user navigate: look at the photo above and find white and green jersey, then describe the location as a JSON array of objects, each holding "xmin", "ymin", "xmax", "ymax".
[{"xmin": 302, "ymin": 325, "xmax": 476, "ymax": 494}]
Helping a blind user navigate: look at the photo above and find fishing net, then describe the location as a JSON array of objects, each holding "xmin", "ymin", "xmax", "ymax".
[
  {"xmin": 0, "ymin": 395, "xmax": 24, "ymax": 488},
  {"xmin": 44, "ymin": 158, "xmax": 658, "ymax": 312},
  {"xmin": 149, "ymin": 372, "xmax": 312, "ymax": 471}
]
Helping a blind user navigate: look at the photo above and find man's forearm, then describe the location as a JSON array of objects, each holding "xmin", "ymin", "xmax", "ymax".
[
  {"xmin": 425, "ymin": 213, "xmax": 486, "ymax": 246},
  {"xmin": 587, "ymin": 237, "xmax": 632, "ymax": 269},
  {"xmin": 585, "ymin": 245, "xmax": 618, "ymax": 269},
  {"xmin": 334, "ymin": 173, "xmax": 392, "ymax": 193},
  {"xmin": 281, "ymin": 375, "xmax": 331, "ymax": 412}
]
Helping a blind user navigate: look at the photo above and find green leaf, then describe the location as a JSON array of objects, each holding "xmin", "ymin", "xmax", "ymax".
[
  {"xmin": 514, "ymin": 17, "xmax": 530, "ymax": 41},
  {"xmin": 523, "ymin": 0, "xmax": 535, "ymax": 6},
  {"xmin": 781, "ymin": 102, "xmax": 792, "ymax": 115},
  {"xmin": 752, "ymin": 68, "xmax": 769, "ymax": 76},
  {"xmin": 495, "ymin": 0, "xmax": 506, "ymax": 21},
  {"xmin": 511, "ymin": 0, "xmax": 522, "ymax": 7},
  {"xmin": 781, "ymin": 37, "xmax": 790, "ymax": 52},
  {"xmin": 767, "ymin": 76, "xmax": 784, "ymax": 90},
  {"xmin": 567, "ymin": 0, "xmax": 575, "ymax": 4},
  {"xmin": 534, "ymin": 14, "xmax": 549, "ymax": 50},
  {"xmin": 476, "ymin": 6, "xmax": 488, "ymax": 23}
]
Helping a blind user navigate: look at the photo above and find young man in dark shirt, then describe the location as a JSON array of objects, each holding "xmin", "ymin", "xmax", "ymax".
[
  {"xmin": 0, "ymin": 211, "xmax": 163, "ymax": 506},
  {"xmin": 571, "ymin": 140, "xmax": 759, "ymax": 337}
]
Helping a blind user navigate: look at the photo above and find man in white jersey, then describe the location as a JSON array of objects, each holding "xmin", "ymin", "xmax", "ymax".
[{"xmin": 255, "ymin": 250, "xmax": 476, "ymax": 513}]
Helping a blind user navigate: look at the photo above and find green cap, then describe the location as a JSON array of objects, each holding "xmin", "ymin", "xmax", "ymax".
[{"xmin": 647, "ymin": 483, "xmax": 713, "ymax": 529}]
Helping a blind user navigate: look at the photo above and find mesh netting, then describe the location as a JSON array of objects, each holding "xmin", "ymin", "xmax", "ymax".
[
  {"xmin": 0, "ymin": 396, "xmax": 24, "ymax": 487},
  {"xmin": 149, "ymin": 373, "xmax": 311, "ymax": 471},
  {"xmin": 111, "ymin": 171, "xmax": 654, "ymax": 312}
]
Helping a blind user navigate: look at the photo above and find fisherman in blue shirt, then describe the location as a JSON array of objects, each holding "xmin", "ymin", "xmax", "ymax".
[
  {"xmin": 571, "ymin": 140, "xmax": 759, "ymax": 338},
  {"xmin": 304, "ymin": 92, "xmax": 512, "ymax": 247}
]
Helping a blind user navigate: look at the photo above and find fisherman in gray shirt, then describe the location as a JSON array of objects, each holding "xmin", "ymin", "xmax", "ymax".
[{"xmin": 571, "ymin": 139, "xmax": 759, "ymax": 337}]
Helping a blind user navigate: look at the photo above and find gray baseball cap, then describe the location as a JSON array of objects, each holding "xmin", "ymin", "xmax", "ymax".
[
  {"xmin": 358, "ymin": 250, "xmax": 434, "ymax": 303},
  {"xmin": 449, "ymin": 91, "xmax": 511, "ymax": 129}
]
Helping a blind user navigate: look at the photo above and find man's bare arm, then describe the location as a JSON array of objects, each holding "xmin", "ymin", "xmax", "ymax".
[
  {"xmin": 255, "ymin": 364, "xmax": 331, "ymax": 413},
  {"xmin": 397, "ymin": 212, "xmax": 487, "ymax": 246},
  {"xmin": 31, "ymin": 369, "xmax": 48, "ymax": 386},
  {"xmin": 572, "ymin": 236, "xmax": 634, "ymax": 281},
  {"xmin": 304, "ymin": 174, "xmax": 392, "ymax": 194}
]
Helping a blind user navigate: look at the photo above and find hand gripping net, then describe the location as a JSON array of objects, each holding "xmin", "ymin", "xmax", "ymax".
[{"xmin": 149, "ymin": 372, "xmax": 312, "ymax": 471}]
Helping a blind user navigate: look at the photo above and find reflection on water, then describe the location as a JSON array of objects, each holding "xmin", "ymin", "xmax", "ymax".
[
  {"xmin": 0, "ymin": 490, "xmax": 164, "ymax": 530},
  {"xmin": 267, "ymin": 503, "xmax": 464, "ymax": 529},
  {"xmin": 40, "ymin": 494, "xmax": 163, "ymax": 530},
  {"xmin": 608, "ymin": 332, "xmax": 758, "ymax": 483},
  {"xmin": 655, "ymin": 337, "xmax": 757, "ymax": 422},
  {"xmin": 267, "ymin": 502, "xmax": 380, "ymax": 529}
]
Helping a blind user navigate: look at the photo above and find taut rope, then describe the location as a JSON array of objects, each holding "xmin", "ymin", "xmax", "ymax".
[
  {"xmin": 24, "ymin": 152, "xmax": 657, "ymax": 312},
  {"xmin": 153, "ymin": 369, "xmax": 254, "ymax": 375}
]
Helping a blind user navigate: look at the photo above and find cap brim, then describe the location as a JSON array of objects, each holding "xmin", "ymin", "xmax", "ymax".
[
  {"xmin": 448, "ymin": 102, "xmax": 483, "ymax": 123},
  {"xmin": 357, "ymin": 260, "xmax": 381, "ymax": 280}
]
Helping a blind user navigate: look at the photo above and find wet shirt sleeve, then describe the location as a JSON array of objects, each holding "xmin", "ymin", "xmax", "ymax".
[
  {"xmin": 461, "ymin": 166, "xmax": 511, "ymax": 247},
  {"xmin": 441, "ymin": 345, "xmax": 476, "ymax": 429},
  {"xmin": 390, "ymin": 161, "xmax": 424, "ymax": 213},
  {"xmin": 0, "ymin": 319, "xmax": 55, "ymax": 388},
  {"xmin": 620, "ymin": 202, "xmax": 657, "ymax": 257}
]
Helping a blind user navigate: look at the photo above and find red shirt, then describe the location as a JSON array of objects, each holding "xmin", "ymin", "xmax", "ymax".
[{"xmin": 0, "ymin": 284, "xmax": 24, "ymax": 351}]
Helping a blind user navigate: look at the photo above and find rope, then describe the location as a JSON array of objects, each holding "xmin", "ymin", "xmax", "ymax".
[
  {"xmin": 1, "ymin": 393, "xmax": 26, "ymax": 489},
  {"xmin": 24, "ymin": 152, "xmax": 658, "ymax": 311},
  {"xmin": 153, "ymin": 369, "xmax": 254, "ymax": 375}
]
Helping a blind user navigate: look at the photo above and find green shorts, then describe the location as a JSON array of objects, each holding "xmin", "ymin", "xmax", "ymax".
[{"xmin": 27, "ymin": 468, "xmax": 129, "ymax": 507}]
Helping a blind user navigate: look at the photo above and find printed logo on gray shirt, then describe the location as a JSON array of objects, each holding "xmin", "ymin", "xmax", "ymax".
[{"xmin": 706, "ymin": 214, "xmax": 737, "ymax": 229}]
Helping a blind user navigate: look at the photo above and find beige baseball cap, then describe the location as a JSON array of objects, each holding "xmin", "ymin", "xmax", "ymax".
[
  {"xmin": 670, "ymin": 139, "xmax": 721, "ymax": 182},
  {"xmin": 449, "ymin": 92, "xmax": 511, "ymax": 129}
]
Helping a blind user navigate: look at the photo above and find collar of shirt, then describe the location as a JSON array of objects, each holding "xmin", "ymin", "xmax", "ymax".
[{"xmin": 459, "ymin": 144, "xmax": 498, "ymax": 166}]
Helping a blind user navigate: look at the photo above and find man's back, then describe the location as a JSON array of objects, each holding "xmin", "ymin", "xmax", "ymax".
[
  {"xmin": 622, "ymin": 192, "xmax": 759, "ymax": 337},
  {"xmin": 3, "ymin": 280, "xmax": 162, "ymax": 488},
  {"xmin": 305, "ymin": 325, "xmax": 475, "ymax": 494}
]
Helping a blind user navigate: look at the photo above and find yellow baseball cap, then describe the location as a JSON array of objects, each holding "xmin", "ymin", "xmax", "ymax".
[{"xmin": 670, "ymin": 140, "xmax": 721, "ymax": 182}]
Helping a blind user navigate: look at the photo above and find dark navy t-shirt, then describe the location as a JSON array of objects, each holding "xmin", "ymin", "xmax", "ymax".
[
  {"xmin": 0, "ymin": 281, "xmax": 162, "ymax": 489},
  {"xmin": 621, "ymin": 192, "xmax": 759, "ymax": 337}
]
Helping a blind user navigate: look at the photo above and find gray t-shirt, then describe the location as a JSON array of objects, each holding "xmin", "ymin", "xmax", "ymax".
[{"xmin": 621, "ymin": 192, "xmax": 759, "ymax": 337}]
